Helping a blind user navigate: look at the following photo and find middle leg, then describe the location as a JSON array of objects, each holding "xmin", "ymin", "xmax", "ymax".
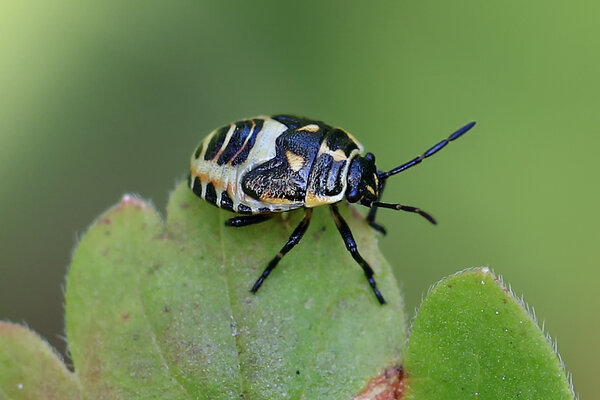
[{"xmin": 331, "ymin": 204, "xmax": 386, "ymax": 304}]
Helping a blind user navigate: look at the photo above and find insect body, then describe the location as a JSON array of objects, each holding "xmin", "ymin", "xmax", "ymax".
[{"xmin": 189, "ymin": 115, "xmax": 476, "ymax": 304}]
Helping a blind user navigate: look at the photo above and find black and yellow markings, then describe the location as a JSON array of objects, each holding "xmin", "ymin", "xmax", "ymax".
[
  {"xmin": 191, "ymin": 176, "xmax": 203, "ymax": 198},
  {"xmin": 190, "ymin": 173, "xmax": 257, "ymax": 214},
  {"xmin": 203, "ymin": 125, "xmax": 231, "ymax": 161},
  {"xmin": 230, "ymin": 118, "xmax": 264, "ymax": 166},
  {"xmin": 198, "ymin": 118, "xmax": 265, "ymax": 166},
  {"xmin": 220, "ymin": 190, "xmax": 234, "ymax": 211},
  {"xmin": 319, "ymin": 146, "xmax": 347, "ymax": 162},
  {"xmin": 323, "ymin": 128, "xmax": 360, "ymax": 156},
  {"xmin": 190, "ymin": 171, "xmax": 258, "ymax": 214},
  {"xmin": 217, "ymin": 118, "xmax": 264, "ymax": 166},
  {"xmin": 194, "ymin": 143, "xmax": 204, "ymax": 159},
  {"xmin": 318, "ymin": 130, "xmax": 354, "ymax": 163},
  {"xmin": 205, "ymin": 182, "xmax": 218, "ymax": 205},
  {"xmin": 241, "ymin": 126, "xmax": 326, "ymax": 204},
  {"xmin": 216, "ymin": 120, "xmax": 252, "ymax": 165},
  {"xmin": 285, "ymin": 150, "xmax": 306, "ymax": 172},
  {"xmin": 297, "ymin": 123, "xmax": 320, "ymax": 133},
  {"xmin": 304, "ymin": 128, "xmax": 361, "ymax": 202},
  {"xmin": 190, "ymin": 115, "xmax": 477, "ymax": 305},
  {"xmin": 272, "ymin": 114, "xmax": 320, "ymax": 130}
]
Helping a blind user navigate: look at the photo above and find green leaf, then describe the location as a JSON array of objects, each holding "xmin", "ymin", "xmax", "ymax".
[
  {"xmin": 0, "ymin": 322, "xmax": 81, "ymax": 400},
  {"xmin": 403, "ymin": 268, "xmax": 574, "ymax": 400},
  {"xmin": 6, "ymin": 182, "xmax": 574, "ymax": 399},
  {"xmin": 64, "ymin": 182, "xmax": 406, "ymax": 399}
]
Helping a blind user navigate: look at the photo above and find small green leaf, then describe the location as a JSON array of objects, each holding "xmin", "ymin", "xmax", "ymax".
[
  {"xmin": 403, "ymin": 268, "xmax": 574, "ymax": 400},
  {"xmin": 65, "ymin": 183, "xmax": 406, "ymax": 399},
  {"xmin": 0, "ymin": 322, "xmax": 81, "ymax": 400}
]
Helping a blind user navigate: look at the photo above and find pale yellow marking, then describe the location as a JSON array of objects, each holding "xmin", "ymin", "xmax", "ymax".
[
  {"xmin": 212, "ymin": 124, "xmax": 236, "ymax": 161},
  {"xmin": 189, "ymin": 168, "xmax": 196, "ymax": 188},
  {"xmin": 190, "ymin": 172, "xmax": 227, "ymax": 195},
  {"xmin": 366, "ymin": 185, "xmax": 376, "ymax": 196},
  {"xmin": 243, "ymin": 117, "xmax": 285, "ymax": 168},
  {"xmin": 341, "ymin": 128, "xmax": 361, "ymax": 148},
  {"xmin": 318, "ymin": 141, "xmax": 347, "ymax": 162},
  {"xmin": 297, "ymin": 124, "xmax": 320, "ymax": 133},
  {"xmin": 198, "ymin": 128, "xmax": 219, "ymax": 160},
  {"xmin": 374, "ymin": 174, "xmax": 379, "ymax": 187},
  {"xmin": 305, "ymin": 191, "xmax": 334, "ymax": 207},
  {"xmin": 193, "ymin": 117, "xmax": 305, "ymax": 214},
  {"xmin": 285, "ymin": 150, "xmax": 306, "ymax": 172},
  {"xmin": 259, "ymin": 195, "xmax": 296, "ymax": 205},
  {"xmin": 330, "ymin": 149, "xmax": 347, "ymax": 162},
  {"xmin": 228, "ymin": 119, "xmax": 256, "ymax": 164}
]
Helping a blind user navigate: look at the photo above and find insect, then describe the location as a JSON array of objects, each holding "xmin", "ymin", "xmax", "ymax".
[{"xmin": 189, "ymin": 115, "xmax": 476, "ymax": 304}]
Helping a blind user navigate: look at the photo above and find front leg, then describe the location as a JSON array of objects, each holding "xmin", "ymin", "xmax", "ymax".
[
  {"xmin": 366, "ymin": 177, "xmax": 387, "ymax": 235},
  {"xmin": 330, "ymin": 204, "xmax": 386, "ymax": 304},
  {"xmin": 366, "ymin": 209, "xmax": 387, "ymax": 235}
]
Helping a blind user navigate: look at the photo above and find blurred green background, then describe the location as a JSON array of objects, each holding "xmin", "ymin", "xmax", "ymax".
[{"xmin": 1, "ymin": 1, "xmax": 597, "ymax": 397}]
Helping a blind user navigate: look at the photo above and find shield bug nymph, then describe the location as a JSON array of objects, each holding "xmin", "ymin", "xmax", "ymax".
[{"xmin": 189, "ymin": 115, "xmax": 476, "ymax": 304}]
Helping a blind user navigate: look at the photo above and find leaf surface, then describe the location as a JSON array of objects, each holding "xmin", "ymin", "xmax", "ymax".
[
  {"xmin": 0, "ymin": 322, "xmax": 81, "ymax": 400},
  {"xmin": 65, "ymin": 183, "xmax": 406, "ymax": 399},
  {"xmin": 403, "ymin": 268, "xmax": 574, "ymax": 400}
]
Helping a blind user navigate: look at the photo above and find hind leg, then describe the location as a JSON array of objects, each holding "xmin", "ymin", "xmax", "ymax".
[
  {"xmin": 250, "ymin": 209, "xmax": 313, "ymax": 293},
  {"xmin": 225, "ymin": 214, "xmax": 273, "ymax": 227}
]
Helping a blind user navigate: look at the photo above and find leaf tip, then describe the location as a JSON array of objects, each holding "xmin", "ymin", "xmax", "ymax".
[
  {"xmin": 117, "ymin": 193, "xmax": 154, "ymax": 211},
  {"xmin": 0, "ymin": 321, "xmax": 22, "ymax": 335}
]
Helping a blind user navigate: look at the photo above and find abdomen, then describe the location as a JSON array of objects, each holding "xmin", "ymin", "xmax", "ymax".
[{"xmin": 189, "ymin": 116, "xmax": 305, "ymax": 214}]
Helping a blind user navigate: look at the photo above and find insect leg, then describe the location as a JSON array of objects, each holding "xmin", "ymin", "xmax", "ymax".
[
  {"xmin": 251, "ymin": 208, "xmax": 313, "ymax": 293},
  {"xmin": 225, "ymin": 214, "xmax": 273, "ymax": 227},
  {"xmin": 330, "ymin": 204, "xmax": 386, "ymax": 304},
  {"xmin": 366, "ymin": 177, "xmax": 387, "ymax": 235}
]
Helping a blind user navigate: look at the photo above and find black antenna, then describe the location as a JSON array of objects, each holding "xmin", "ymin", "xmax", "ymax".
[
  {"xmin": 379, "ymin": 121, "xmax": 476, "ymax": 179},
  {"xmin": 371, "ymin": 201, "xmax": 437, "ymax": 225}
]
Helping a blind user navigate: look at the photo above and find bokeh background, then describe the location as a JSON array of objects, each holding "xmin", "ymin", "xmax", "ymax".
[{"xmin": 1, "ymin": 1, "xmax": 598, "ymax": 397}]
